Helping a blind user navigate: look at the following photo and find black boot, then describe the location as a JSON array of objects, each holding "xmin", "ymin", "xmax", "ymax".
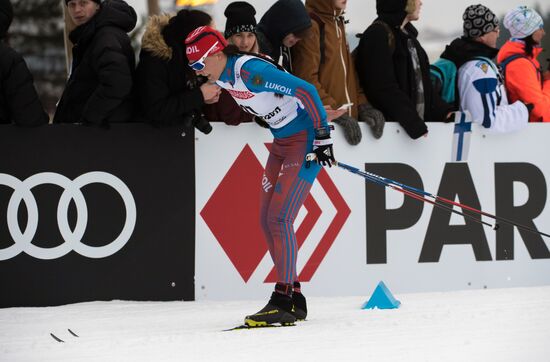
[
  {"xmin": 292, "ymin": 282, "xmax": 307, "ymax": 321},
  {"xmin": 245, "ymin": 285, "xmax": 296, "ymax": 327}
]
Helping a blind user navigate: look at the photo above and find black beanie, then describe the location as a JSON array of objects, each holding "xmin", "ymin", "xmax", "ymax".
[
  {"xmin": 65, "ymin": 0, "xmax": 101, "ymax": 5},
  {"xmin": 224, "ymin": 1, "xmax": 256, "ymax": 38},
  {"xmin": 0, "ymin": 0, "xmax": 13, "ymax": 39},
  {"xmin": 162, "ymin": 9, "xmax": 212, "ymax": 48}
]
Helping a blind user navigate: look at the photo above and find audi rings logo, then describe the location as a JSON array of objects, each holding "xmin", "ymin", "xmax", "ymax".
[{"xmin": 0, "ymin": 172, "xmax": 136, "ymax": 260}]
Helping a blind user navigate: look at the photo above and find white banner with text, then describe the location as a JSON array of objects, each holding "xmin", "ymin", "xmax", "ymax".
[{"xmin": 195, "ymin": 122, "xmax": 550, "ymax": 300}]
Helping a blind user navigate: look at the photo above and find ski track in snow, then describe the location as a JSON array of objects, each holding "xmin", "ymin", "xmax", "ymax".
[{"xmin": 1, "ymin": 287, "xmax": 550, "ymax": 362}]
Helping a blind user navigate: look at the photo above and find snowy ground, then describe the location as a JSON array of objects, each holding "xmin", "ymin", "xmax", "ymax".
[{"xmin": 1, "ymin": 287, "xmax": 550, "ymax": 362}]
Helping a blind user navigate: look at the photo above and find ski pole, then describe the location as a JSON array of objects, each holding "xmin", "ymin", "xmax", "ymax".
[
  {"xmin": 330, "ymin": 157, "xmax": 498, "ymax": 229},
  {"xmin": 356, "ymin": 164, "xmax": 499, "ymax": 229},
  {"xmin": 305, "ymin": 154, "xmax": 550, "ymax": 238},
  {"xmin": 337, "ymin": 160, "xmax": 550, "ymax": 238}
]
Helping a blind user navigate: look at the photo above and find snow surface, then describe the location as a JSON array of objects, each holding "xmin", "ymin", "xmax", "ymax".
[{"xmin": 1, "ymin": 287, "xmax": 550, "ymax": 362}]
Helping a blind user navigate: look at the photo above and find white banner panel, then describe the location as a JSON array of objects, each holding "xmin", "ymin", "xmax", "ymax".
[{"xmin": 195, "ymin": 123, "xmax": 550, "ymax": 300}]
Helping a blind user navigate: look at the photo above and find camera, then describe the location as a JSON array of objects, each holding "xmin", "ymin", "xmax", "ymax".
[
  {"xmin": 179, "ymin": 75, "xmax": 213, "ymax": 135},
  {"xmin": 182, "ymin": 111, "xmax": 212, "ymax": 135}
]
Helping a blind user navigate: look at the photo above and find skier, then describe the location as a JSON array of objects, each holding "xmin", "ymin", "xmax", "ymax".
[{"xmin": 185, "ymin": 26, "xmax": 344, "ymax": 327}]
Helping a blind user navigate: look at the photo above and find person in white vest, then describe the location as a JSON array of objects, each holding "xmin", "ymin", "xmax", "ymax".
[
  {"xmin": 439, "ymin": 4, "xmax": 529, "ymax": 133},
  {"xmin": 185, "ymin": 26, "xmax": 344, "ymax": 328}
]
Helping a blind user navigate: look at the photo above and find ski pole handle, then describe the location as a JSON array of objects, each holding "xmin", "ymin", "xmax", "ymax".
[
  {"xmin": 305, "ymin": 153, "xmax": 317, "ymax": 162},
  {"xmin": 305, "ymin": 152, "xmax": 338, "ymax": 167}
]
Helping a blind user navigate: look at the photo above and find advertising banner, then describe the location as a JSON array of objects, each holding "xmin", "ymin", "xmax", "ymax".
[
  {"xmin": 196, "ymin": 123, "xmax": 550, "ymax": 300},
  {"xmin": 0, "ymin": 124, "xmax": 195, "ymax": 307}
]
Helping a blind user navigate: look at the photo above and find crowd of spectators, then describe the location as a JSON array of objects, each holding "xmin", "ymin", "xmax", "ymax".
[{"xmin": 1, "ymin": 0, "xmax": 549, "ymax": 137}]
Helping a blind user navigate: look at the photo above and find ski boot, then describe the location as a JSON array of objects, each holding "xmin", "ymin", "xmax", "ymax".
[
  {"xmin": 292, "ymin": 282, "xmax": 307, "ymax": 321},
  {"xmin": 245, "ymin": 284, "xmax": 296, "ymax": 327}
]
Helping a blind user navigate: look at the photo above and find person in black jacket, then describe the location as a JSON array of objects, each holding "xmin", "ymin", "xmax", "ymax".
[
  {"xmin": 256, "ymin": 0, "xmax": 312, "ymax": 72},
  {"xmin": 134, "ymin": 9, "xmax": 220, "ymax": 131},
  {"xmin": 356, "ymin": 0, "xmax": 454, "ymax": 139},
  {"xmin": 0, "ymin": 0, "xmax": 48, "ymax": 126},
  {"xmin": 53, "ymin": 0, "xmax": 137, "ymax": 126}
]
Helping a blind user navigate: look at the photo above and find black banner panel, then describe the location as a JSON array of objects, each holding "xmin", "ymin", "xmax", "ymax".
[{"xmin": 0, "ymin": 124, "xmax": 195, "ymax": 307}]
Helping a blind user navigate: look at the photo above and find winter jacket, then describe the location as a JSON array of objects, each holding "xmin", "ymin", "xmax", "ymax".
[
  {"xmin": 0, "ymin": 44, "xmax": 49, "ymax": 126},
  {"xmin": 0, "ymin": 0, "xmax": 48, "ymax": 126},
  {"xmin": 135, "ymin": 15, "xmax": 250, "ymax": 126},
  {"xmin": 497, "ymin": 40, "xmax": 550, "ymax": 122},
  {"xmin": 441, "ymin": 37, "xmax": 528, "ymax": 133},
  {"xmin": 134, "ymin": 14, "xmax": 205, "ymax": 126},
  {"xmin": 291, "ymin": 0, "xmax": 365, "ymax": 119},
  {"xmin": 355, "ymin": 0, "xmax": 453, "ymax": 139},
  {"xmin": 53, "ymin": 0, "xmax": 137, "ymax": 125},
  {"xmin": 256, "ymin": 0, "xmax": 311, "ymax": 72}
]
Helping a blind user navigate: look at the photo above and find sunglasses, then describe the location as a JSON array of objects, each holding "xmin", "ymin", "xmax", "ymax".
[{"xmin": 189, "ymin": 41, "xmax": 219, "ymax": 71}]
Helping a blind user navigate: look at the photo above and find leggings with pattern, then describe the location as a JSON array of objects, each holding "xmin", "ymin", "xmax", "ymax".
[{"xmin": 260, "ymin": 129, "xmax": 321, "ymax": 284}]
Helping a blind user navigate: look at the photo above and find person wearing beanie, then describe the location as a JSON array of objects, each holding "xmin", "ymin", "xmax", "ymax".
[
  {"xmin": 256, "ymin": 0, "xmax": 312, "ymax": 72},
  {"xmin": 134, "ymin": 9, "xmax": 224, "ymax": 130},
  {"xmin": 497, "ymin": 6, "xmax": 550, "ymax": 122},
  {"xmin": 53, "ymin": 0, "xmax": 137, "ymax": 126},
  {"xmin": 0, "ymin": 0, "xmax": 48, "ymax": 125},
  {"xmin": 435, "ymin": 4, "xmax": 528, "ymax": 133},
  {"xmin": 185, "ymin": 26, "xmax": 338, "ymax": 327},
  {"xmin": 202, "ymin": 2, "xmax": 258, "ymax": 126},
  {"xmin": 224, "ymin": 1, "xmax": 258, "ymax": 53},
  {"xmin": 355, "ymin": 0, "xmax": 455, "ymax": 140}
]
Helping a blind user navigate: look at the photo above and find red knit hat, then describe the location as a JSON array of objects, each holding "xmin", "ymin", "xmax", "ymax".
[{"xmin": 185, "ymin": 26, "xmax": 228, "ymax": 64}]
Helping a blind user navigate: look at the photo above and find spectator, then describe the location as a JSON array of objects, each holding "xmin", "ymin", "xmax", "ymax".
[
  {"xmin": 356, "ymin": 0, "xmax": 454, "ymax": 139},
  {"xmin": 292, "ymin": 0, "xmax": 385, "ymax": 144},
  {"xmin": 53, "ymin": 0, "xmax": 137, "ymax": 126},
  {"xmin": 134, "ymin": 9, "xmax": 220, "ymax": 132},
  {"xmin": 256, "ymin": 0, "xmax": 312, "ymax": 72},
  {"xmin": 224, "ymin": 1, "xmax": 259, "ymax": 53},
  {"xmin": 497, "ymin": 6, "xmax": 550, "ymax": 122},
  {"xmin": 436, "ymin": 4, "xmax": 528, "ymax": 133},
  {"xmin": 201, "ymin": 1, "xmax": 256, "ymax": 126},
  {"xmin": 0, "ymin": 0, "xmax": 48, "ymax": 126}
]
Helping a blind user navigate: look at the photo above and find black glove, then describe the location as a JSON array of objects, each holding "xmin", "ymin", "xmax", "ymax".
[
  {"xmin": 525, "ymin": 103, "xmax": 534, "ymax": 114},
  {"xmin": 333, "ymin": 115, "xmax": 362, "ymax": 145},
  {"xmin": 313, "ymin": 126, "xmax": 335, "ymax": 167},
  {"xmin": 358, "ymin": 103, "xmax": 385, "ymax": 139}
]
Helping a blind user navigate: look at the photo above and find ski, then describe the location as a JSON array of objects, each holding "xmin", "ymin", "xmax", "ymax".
[
  {"xmin": 50, "ymin": 333, "xmax": 64, "ymax": 343},
  {"xmin": 223, "ymin": 323, "xmax": 295, "ymax": 332}
]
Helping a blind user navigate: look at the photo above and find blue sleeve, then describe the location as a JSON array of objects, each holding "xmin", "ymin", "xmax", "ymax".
[{"xmin": 240, "ymin": 59, "xmax": 328, "ymax": 129}]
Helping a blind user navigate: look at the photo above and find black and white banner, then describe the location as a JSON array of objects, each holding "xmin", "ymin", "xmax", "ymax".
[{"xmin": 0, "ymin": 124, "xmax": 195, "ymax": 307}]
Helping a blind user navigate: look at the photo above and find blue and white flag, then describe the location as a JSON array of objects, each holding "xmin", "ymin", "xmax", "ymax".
[{"xmin": 451, "ymin": 111, "xmax": 473, "ymax": 162}]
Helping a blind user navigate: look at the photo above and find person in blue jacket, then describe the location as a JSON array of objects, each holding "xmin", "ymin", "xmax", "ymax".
[{"xmin": 185, "ymin": 26, "xmax": 344, "ymax": 327}]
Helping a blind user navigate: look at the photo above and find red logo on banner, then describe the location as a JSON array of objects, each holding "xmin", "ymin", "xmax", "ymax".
[{"xmin": 200, "ymin": 144, "xmax": 350, "ymax": 282}]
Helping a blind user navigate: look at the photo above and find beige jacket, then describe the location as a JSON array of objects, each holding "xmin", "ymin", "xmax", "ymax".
[{"xmin": 291, "ymin": 0, "xmax": 366, "ymax": 119}]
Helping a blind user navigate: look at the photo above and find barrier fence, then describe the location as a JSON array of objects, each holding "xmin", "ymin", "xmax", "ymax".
[{"xmin": 1, "ymin": 122, "xmax": 550, "ymax": 307}]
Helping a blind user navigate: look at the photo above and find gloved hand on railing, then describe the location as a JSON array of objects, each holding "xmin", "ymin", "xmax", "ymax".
[
  {"xmin": 333, "ymin": 115, "xmax": 362, "ymax": 145},
  {"xmin": 358, "ymin": 103, "xmax": 385, "ymax": 139}
]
